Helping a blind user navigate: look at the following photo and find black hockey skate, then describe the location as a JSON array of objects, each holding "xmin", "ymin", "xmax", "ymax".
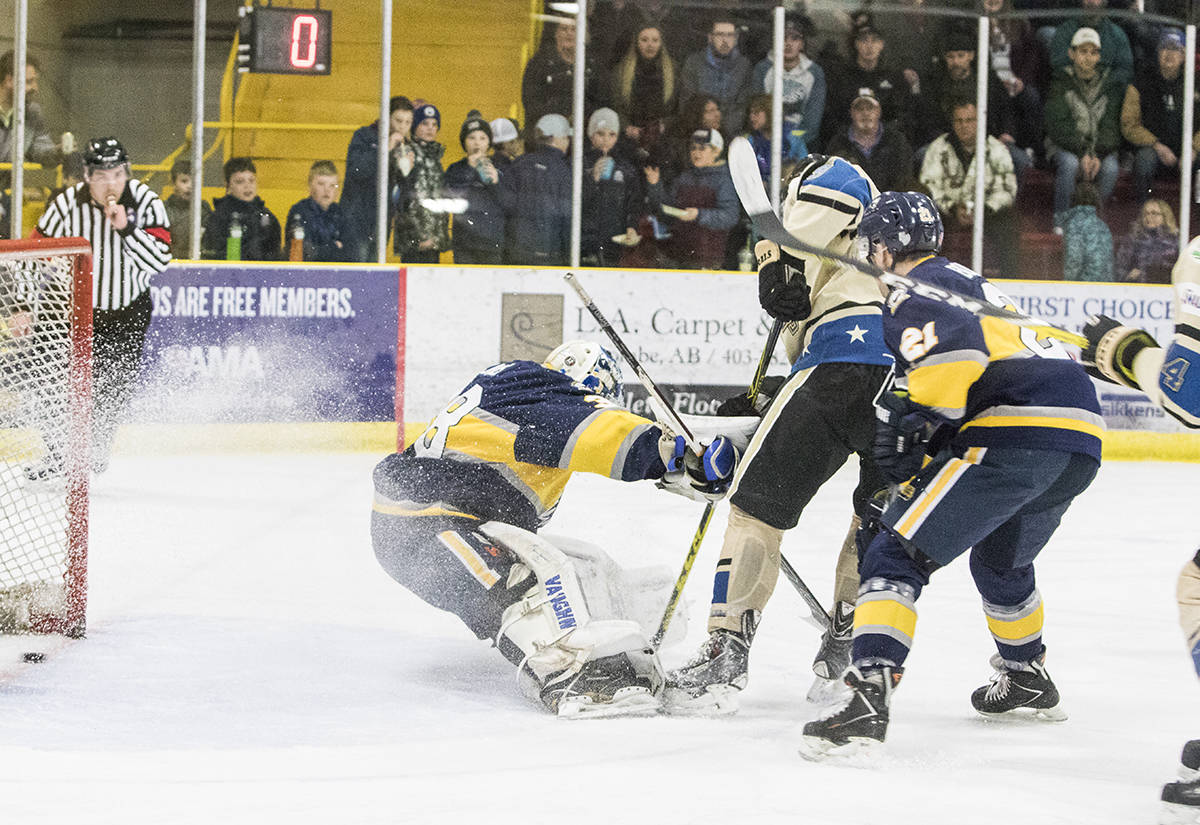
[
  {"xmin": 1162, "ymin": 741, "xmax": 1200, "ymax": 824},
  {"xmin": 662, "ymin": 610, "xmax": 758, "ymax": 716},
  {"xmin": 540, "ymin": 652, "xmax": 659, "ymax": 720},
  {"xmin": 807, "ymin": 601, "xmax": 855, "ymax": 705},
  {"xmin": 799, "ymin": 665, "xmax": 902, "ymax": 761},
  {"xmin": 970, "ymin": 651, "xmax": 1066, "ymax": 721}
]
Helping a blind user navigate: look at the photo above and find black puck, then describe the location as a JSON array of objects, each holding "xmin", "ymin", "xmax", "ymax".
[{"xmin": 22, "ymin": 652, "xmax": 44, "ymax": 663}]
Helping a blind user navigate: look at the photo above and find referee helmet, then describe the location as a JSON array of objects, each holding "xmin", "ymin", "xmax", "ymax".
[{"xmin": 83, "ymin": 137, "xmax": 129, "ymax": 173}]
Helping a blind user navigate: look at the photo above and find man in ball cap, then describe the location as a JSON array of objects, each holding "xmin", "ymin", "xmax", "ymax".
[
  {"xmin": 1045, "ymin": 24, "xmax": 1126, "ymax": 226},
  {"xmin": 642, "ymin": 126, "xmax": 737, "ymax": 270},
  {"xmin": 497, "ymin": 113, "xmax": 573, "ymax": 265},
  {"xmin": 32, "ymin": 136, "xmax": 171, "ymax": 474},
  {"xmin": 1123, "ymin": 28, "xmax": 1200, "ymax": 204},
  {"xmin": 488, "ymin": 117, "xmax": 523, "ymax": 171},
  {"xmin": 1048, "ymin": 0, "xmax": 1133, "ymax": 84}
]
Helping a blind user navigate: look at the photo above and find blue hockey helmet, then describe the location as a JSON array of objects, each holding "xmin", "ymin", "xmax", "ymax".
[
  {"xmin": 544, "ymin": 340, "xmax": 624, "ymax": 403},
  {"xmin": 859, "ymin": 191, "xmax": 944, "ymax": 259}
]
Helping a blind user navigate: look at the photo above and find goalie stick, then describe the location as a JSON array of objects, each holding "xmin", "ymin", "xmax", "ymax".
[
  {"xmin": 726, "ymin": 137, "xmax": 1087, "ymax": 349},
  {"xmin": 563, "ymin": 273, "xmax": 830, "ymax": 646}
]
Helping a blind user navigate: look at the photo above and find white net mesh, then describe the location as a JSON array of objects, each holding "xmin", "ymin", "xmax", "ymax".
[{"xmin": 0, "ymin": 247, "xmax": 87, "ymax": 635}]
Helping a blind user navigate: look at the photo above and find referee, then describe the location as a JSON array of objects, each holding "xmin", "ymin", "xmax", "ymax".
[{"xmin": 34, "ymin": 136, "xmax": 171, "ymax": 473}]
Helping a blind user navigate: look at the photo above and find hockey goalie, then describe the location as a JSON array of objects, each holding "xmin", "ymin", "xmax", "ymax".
[{"xmin": 370, "ymin": 341, "xmax": 756, "ymax": 718}]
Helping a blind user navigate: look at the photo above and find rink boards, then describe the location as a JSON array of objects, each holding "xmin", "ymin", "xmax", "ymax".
[{"xmin": 120, "ymin": 261, "xmax": 1196, "ymax": 461}]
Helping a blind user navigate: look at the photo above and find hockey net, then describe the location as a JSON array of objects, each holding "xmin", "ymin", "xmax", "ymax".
[{"xmin": 0, "ymin": 237, "xmax": 92, "ymax": 637}]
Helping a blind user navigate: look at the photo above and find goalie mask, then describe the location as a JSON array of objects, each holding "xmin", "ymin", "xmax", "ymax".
[
  {"xmin": 544, "ymin": 340, "xmax": 624, "ymax": 403},
  {"xmin": 781, "ymin": 155, "xmax": 879, "ymax": 251}
]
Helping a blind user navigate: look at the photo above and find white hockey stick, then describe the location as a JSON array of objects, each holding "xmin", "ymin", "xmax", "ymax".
[{"xmin": 726, "ymin": 137, "xmax": 1087, "ymax": 349}]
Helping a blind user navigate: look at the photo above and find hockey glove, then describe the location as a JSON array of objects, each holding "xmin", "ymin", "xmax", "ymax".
[
  {"xmin": 756, "ymin": 240, "xmax": 811, "ymax": 322},
  {"xmin": 872, "ymin": 391, "xmax": 949, "ymax": 485},
  {"xmin": 715, "ymin": 374, "xmax": 786, "ymax": 417},
  {"xmin": 658, "ymin": 434, "xmax": 740, "ymax": 502},
  {"xmin": 1080, "ymin": 313, "xmax": 1159, "ymax": 390}
]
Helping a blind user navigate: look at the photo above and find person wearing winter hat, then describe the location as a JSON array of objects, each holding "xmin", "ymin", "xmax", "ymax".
[
  {"xmin": 489, "ymin": 117, "xmax": 523, "ymax": 170},
  {"xmin": 445, "ymin": 112, "xmax": 504, "ymax": 264},
  {"xmin": 582, "ymin": 107, "xmax": 642, "ymax": 266},
  {"xmin": 396, "ymin": 101, "xmax": 448, "ymax": 262}
]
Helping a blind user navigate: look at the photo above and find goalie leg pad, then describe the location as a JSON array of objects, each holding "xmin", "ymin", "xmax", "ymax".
[
  {"xmin": 480, "ymin": 523, "xmax": 664, "ymax": 715},
  {"xmin": 707, "ymin": 505, "xmax": 783, "ymax": 633}
]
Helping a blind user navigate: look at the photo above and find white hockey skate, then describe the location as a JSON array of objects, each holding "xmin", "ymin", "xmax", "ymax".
[{"xmin": 543, "ymin": 652, "xmax": 662, "ymax": 720}]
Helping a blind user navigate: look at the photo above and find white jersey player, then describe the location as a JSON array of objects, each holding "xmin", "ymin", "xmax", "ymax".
[{"xmin": 1082, "ymin": 236, "xmax": 1200, "ymax": 819}]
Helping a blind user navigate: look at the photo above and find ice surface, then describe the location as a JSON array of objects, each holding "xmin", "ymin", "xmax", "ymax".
[{"xmin": 0, "ymin": 453, "xmax": 1196, "ymax": 824}]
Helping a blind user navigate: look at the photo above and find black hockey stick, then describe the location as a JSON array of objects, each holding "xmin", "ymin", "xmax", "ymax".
[
  {"xmin": 726, "ymin": 137, "xmax": 1087, "ymax": 349},
  {"xmin": 564, "ymin": 273, "xmax": 722, "ymax": 650}
]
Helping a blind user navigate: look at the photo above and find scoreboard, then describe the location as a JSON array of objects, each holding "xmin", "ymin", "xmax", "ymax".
[{"xmin": 237, "ymin": 6, "xmax": 332, "ymax": 76}]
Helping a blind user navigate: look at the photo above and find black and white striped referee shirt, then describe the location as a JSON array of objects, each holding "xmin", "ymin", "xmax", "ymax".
[{"xmin": 35, "ymin": 179, "xmax": 172, "ymax": 311}]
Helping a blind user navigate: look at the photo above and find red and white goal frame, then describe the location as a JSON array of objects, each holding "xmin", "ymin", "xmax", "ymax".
[{"xmin": 0, "ymin": 237, "xmax": 92, "ymax": 638}]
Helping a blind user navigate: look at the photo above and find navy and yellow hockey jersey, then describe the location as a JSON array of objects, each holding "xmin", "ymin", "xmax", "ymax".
[
  {"xmin": 373, "ymin": 360, "xmax": 666, "ymax": 532},
  {"xmin": 884, "ymin": 257, "xmax": 1104, "ymax": 459}
]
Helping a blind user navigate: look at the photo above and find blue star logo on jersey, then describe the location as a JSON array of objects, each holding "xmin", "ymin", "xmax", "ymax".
[{"xmin": 847, "ymin": 325, "xmax": 868, "ymax": 343}]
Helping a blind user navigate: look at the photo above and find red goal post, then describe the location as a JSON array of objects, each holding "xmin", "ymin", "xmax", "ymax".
[{"xmin": 0, "ymin": 237, "xmax": 92, "ymax": 637}]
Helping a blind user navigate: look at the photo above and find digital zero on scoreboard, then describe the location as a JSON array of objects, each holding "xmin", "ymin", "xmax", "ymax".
[{"xmin": 239, "ymin": 6, "xmax": 332, "ymax": 75}]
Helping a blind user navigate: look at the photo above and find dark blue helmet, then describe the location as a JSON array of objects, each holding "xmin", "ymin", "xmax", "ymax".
[{"xmin": 859, "ymin": 191, "xmax": 943, "ymax": 259}]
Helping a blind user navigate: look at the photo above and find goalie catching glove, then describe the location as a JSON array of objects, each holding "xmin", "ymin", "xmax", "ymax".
[
  {"xmin": 1080, "ymin": 313, "xmax": 1159, "ymax": 390},
  {"xmin": 872, "ymin": 391, "xmax": 951, "ymax": 484},
  {"xmin": 756, "ymin": 239, "xmax": 811, "ymax": 321},
  {"xmin": 657, "ymin": 434, "xmax": 739, "ymax": 502}
]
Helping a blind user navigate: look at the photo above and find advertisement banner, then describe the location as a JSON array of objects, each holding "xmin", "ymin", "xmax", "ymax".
[
  {"xmin": 131, "ymin": 263, "xmax": 401, "ymax": 423},
  {"xmin": 130, "ymin": 263, "xmax": 1180, "ymax": 435},
  {"xmin": 404, "ymin": 267, "xmax": 1181, "ymax": 433}
]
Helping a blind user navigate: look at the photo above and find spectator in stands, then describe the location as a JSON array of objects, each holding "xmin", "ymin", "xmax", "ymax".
[
  {"xmin": 581, "ymin": 108, "xmax": 641, "ymax": 267},
  {"xmin": 821, "ymin": 19, "xmax": 919, "ymax": 148},
  {"xmin": 589, "ymin": 0, "xmax": 644, "ymax": 70},
  {"xmin": 743, "ymin": 94, "xmax": 783, "ymax": 183},
  {"xmin": 498, "ymin": 113, "xmax": 572, "ymax": 266},
  {"xmin": 522, "ymin": 21, "xmax": 601, "ymax": 130},
  {"xmin": 644, "ymin": 128, "xmax": 739, "ymax": 270},
  {"xmin": 1122, "ymin": 29, "xmax": 1199, "ymax": 205},
  {"xmin": 489, "ymin": 118, "xmax": 523, "ymax": 172},
  {"xmin": 825, "ymin": 89, "xmax": 916, "ymax": 193},
  {"xmin": 661, "ymin": 94, "xmax": 723, "ymax": 183},
  {"xmin": 751, "ymin": 13, "xmax": 824, "ymax": 161},
  {"xmin": 917, "ymin": 25, "xmax": 1030, "ymax": 182},
  {"xmin": 201, "ymin": 157, "xmax": 281, "ymax": 261},
  {"xmin": 285, "ymin": 160, "xmax": 349, "ymax": 262},
  {"xmin": 444, "ymin": 114, "xmax": 504, "ymax": 265},
  {"xmin": 395, "ymin": 103, "xmax": 449, "ymax": 264},
  {"xmin": 1115, "ymin": 199, "xmax": 1178, "ymax": 283},
  {"xmin": 342, "ymin": 96, "xmax": 415, "ymax": 262},
  {"xmin": 163, "ymin": 159, "xmax": 211, "ymax": 259},
  {"xmin": 1048, "ymin": 0, "xmax": 1133, "ymax": 85},
  {"xmin": 871, "ymin": 0, "xmax": 942, "ymax": 89},
  {"xmin": 611, "ymin": 25, "xmax": 677, "ymax": 163},
  {"xmin": 0, "ymin": 50, "xmax": 69, "ymax": 192},
  {"xmin": 48, "ymin": 150, "xmax": 83, "ymax": 201},
  {"xmin": 1061, "ymin": 182, "xmax": 1113, "ymax": 281},
  {"xmin": 981, "ymin": 0, "xmax": 1050, "ymax": 162},
  {"xmin": 919, "ymin": 99, "xmax": 1019, "ymax": 275},
  {"xmin": 1044, "ymin": 27, "xmax": 1123, "ymax": 230},
  {"xmin": 679, "ymin": 15, "xmax": 753, "ymax": 139}
]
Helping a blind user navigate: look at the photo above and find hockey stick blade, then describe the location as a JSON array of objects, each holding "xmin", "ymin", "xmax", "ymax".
[{"xmin": 726, "ymin": 137, "xmax": 1086, "ymax": 349}]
